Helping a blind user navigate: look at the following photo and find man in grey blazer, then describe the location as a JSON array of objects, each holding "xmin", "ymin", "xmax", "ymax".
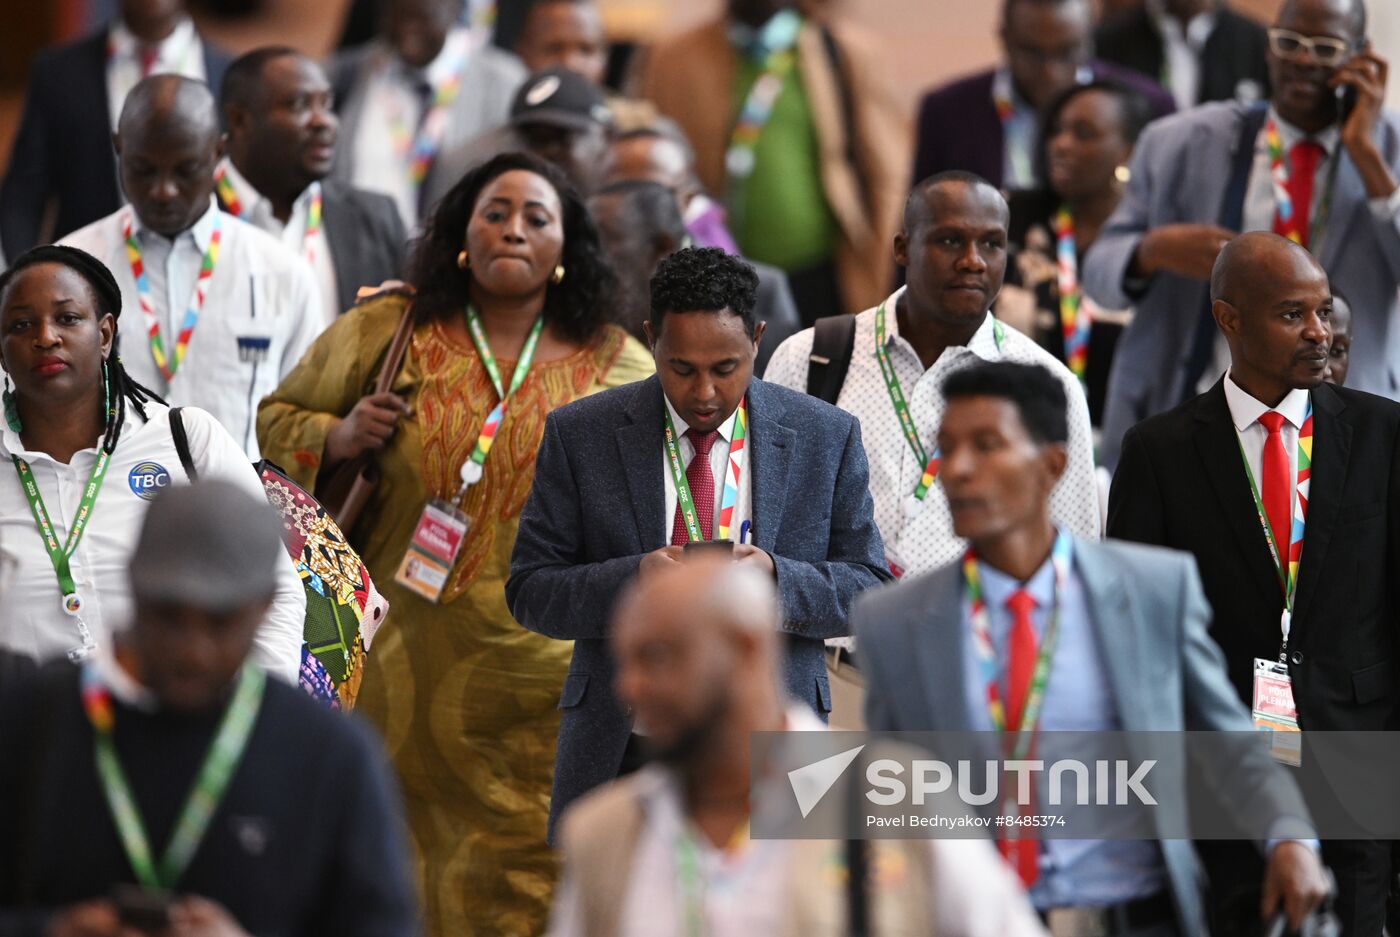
[
  {"xmin": 854, "ymin": 361, "xmax": 1329, "ymax": 937},
  {"xmin": 508, "ymin": 247, "xmax": 890, "ymax": 836},
  {"xmin": 1083, "ymin": 0, "xmax": 1400, "ymax": 469},
  {"xmin": 327, "ymin": 0, "xmax": 526, "ymax": 230}
]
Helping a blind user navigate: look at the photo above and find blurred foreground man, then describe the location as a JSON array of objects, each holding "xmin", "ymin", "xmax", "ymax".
[
  {"xmin": 548, "ymin": 557, "xmax": 1047, "ymax": 937},
  {"xmin": 0, "ymin": 481, "xmax": 417, "ymax": 937}
]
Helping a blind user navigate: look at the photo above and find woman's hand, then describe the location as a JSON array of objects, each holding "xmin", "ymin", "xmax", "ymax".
[{"xmin": 323, "ymin": 393, "xmax": 412, "ymax": 464}]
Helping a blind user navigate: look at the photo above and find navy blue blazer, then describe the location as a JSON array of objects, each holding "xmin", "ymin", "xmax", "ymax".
[
  {"xmin": 0, "ymin": 29, "xmax": 231, "ymax": 256},
  {"xmin": 507, "ymin": 375, "xmax": 890, "ymax": 833}
]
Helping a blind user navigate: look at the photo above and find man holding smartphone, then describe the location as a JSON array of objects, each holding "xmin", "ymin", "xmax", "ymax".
[
  {"xmin": 1081, "ymin": 0, "xmax": 1400, "ymax": 471},
  {"xmin": 508, "ymin": 246, "xmax": 890, "ymax": 839}
]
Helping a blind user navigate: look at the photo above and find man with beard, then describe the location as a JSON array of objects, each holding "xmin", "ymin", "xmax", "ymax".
[
  {"xmin": 217, "ymin": 48, "xmax": 406, "ymax": 325},
  {"xmin": 546, "ymin": 558, "xmax": 1047, "ymax": 937}
]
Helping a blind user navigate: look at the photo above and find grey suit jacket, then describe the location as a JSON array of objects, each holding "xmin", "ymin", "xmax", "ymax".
[
  {"xmin": 327, "ymin": 41, "xmax": 526, "ymax": 223},
  {"xmin": 507, "ymin": 376, "xmax": 890, "ymax": 836},
  {"xmin": 1083, "ymin": 101, "xmax": 1400, "ymax": 469},
  {"xmin": 319, "ymin": 180, "xmax": 407, "ymax": 314},
  {"xmin": 854, "ymin": 536, "xmax": 1313, "ymax": 936}
]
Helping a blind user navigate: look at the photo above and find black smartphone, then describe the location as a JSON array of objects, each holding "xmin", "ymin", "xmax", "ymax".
[
  {"xmin": 682, "ymin": 539, "xmax": 735, "ymax": 556},
  {"xmin": 111, "ymin": 884, "xmax": 172, "ymax": 935}
]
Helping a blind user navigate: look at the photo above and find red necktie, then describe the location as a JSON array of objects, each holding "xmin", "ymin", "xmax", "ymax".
[
  {"xmin": 1258, "ymin": 411, "xmax": 1291, "ymax": 562},
  {"xmin": 1275, "ymin": 140, "xmax": 1325, "ymax": 248},
  {"xmin": 670, "ymin": 428, "xmax": 719, "ymax": 545},
  {"xmin": 1000, "ymin": 588, "xmax": 1040, "ymax": 887},
  {"xmin": 138, "ymin": 44, "xmax": 159, "ymax": 78}
]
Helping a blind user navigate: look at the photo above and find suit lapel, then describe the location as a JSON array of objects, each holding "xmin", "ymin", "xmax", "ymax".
[
  {"xmin": 1316, "ymin": 141, "xmax": 1367, "ymax": 272},
  {"xmin": 615, "ymin": 377, "xmax": 667, "ymax": 553},
  {"xmin": 319, "ymin": 187, "xmax": 356, "ymax": 313},
  {"xmin": 912, "ymin": 566, "xmax": 975, "ymax": 731},
  {"xmin": 1193, "ymin": 381, "xmax": 1283, "ymax": 607},
  {"xmin": 746, "ymin": 381, "xmax": 794, "ymax": 554},
  {"xmin": 1075, "ymin": 539, "xmax": 1151, "ymax": 730},
  {"xmin": 1291, "ymin": 383, "xmax": 1351, "ymax": 626}
]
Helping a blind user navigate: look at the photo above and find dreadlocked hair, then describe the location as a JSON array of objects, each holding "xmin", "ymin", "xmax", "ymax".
[{"xmin": 0, "ymin": 245, "xmax": 165, "ymax": 454}]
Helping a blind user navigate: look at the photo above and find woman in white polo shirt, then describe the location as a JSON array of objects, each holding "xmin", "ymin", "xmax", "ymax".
[{"xmin": 0, "ymin": 245, "xmax": 303, "ymax": 679}]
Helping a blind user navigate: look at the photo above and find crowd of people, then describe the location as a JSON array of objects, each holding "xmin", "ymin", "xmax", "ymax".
[{"xmin": 0, "ymin": 0, "xmax": 1396, "ymax": 935}]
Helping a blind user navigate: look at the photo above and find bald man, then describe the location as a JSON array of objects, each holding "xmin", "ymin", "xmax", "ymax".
[
  {"xmin": 1109, "ymin": 231, "xmax": 1400, "ymax": 934},
  {"xmin": 62, "ymin": 75, "xmax": 323, "ymax": 459},
  {"xmin": 548, "ymin": 557, "xmax": 1047, "ymax": 937}
]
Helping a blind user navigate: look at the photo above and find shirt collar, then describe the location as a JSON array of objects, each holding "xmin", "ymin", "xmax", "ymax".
[
  {"xmin": 976, "ymin": 529, "xmax": 1070, "ymax": 608},
  {"xmin": 880, "ymin": 286, "xmax": 1003, "ymax": 365},
  {"xmin": 728, "ymin": 8, "xmax": 803, "ymax": 58},
  {"xmin": 95, "ymin": 642, "xmax": 159, "ymax": 712},
  {"xmin": 1267, "ymin": 104, "xmax": 1341, "ymax": 159},
  {"xmin": 664, "ymin": 392, "xmax": 739, "ymax": 445},
  {"xmin": 1147, "ymin": 0, "xmax": 1217, "ymax": 48},
  {"xmin": 991, "ymin": 66, "xmax": 1028, "ymax": 114},
  {"xmin": 109, "ymin": 16, "xmax": 196, "ymax": 62},
  {"xmin": 132, "ymin": 197, "xmax": 221, "ymax": 251},
  {"xmin": 395, "ymin": 27, "xmax": 471, "ymax": 88},
  {"xmin": 1223, "ymin": 371, "xmax": 1312, "ymax": 432}
]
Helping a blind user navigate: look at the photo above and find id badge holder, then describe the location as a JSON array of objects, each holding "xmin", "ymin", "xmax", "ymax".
[
  {"xmin": 395, "ymin": 499, "xmax": 470, "ymax": 603},
  {"xmin": 1252, "ymin": 657, "xmax": 1302, "ymax": 766},
  {"xmin": 885, "ymin": 546, "xmax": 909, "ymax": 580}
]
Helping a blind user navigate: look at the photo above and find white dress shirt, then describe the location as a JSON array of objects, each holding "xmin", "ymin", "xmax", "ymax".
[
  {"xmin": 765, "ymin": 287, "xmax": 1100, "ymax": 580},
  {"xmin": 547, "ymin": 706, "xmax": 1047, "ymax": 937},
  {"xmin": 1223, "ymin": 371, "xmax": 1310, "ymax": 517},
  {"xmin": 61, "ymin": 200, "xmax": 325, "ymax": 459},
  {"xmin": 352, "ymin": 28, "xmax": 474, "ymax": 231},
  {"xmin": 218, "ymin": 161, "xmax": 339, "ymax": 325},
  {"xmin": 0, "ymin": 405, "xmax": 305, "ymax": 683},
  {"xmin": 661, "ymin": 395, "xmax": 753, "ymax": 543},
  {"xmin": 1147, "ymin": 0, "xmax": 1216, "ymax": 109},
  {"xmin": 106, "ymin": 18, "xmax": 207, "ymax": 133}
]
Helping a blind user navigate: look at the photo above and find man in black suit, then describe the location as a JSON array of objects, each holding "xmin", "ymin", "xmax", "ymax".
[
  {"xmin": 1109, "ymin": 231, "xmax": 1400, "ymax": 935},
  {"xmin": 506, "ymin": 246, "xmax": 889, "ymax": 836},
  {"xmin": 1095, "ymin": 0, "xmax": 1271, "ymax": 109},
  {"xmin": 0, "ymin": 0, "xmax": 231, "ymax": 256},
  {"xmin": 217, "ymin": 47, "xmax": 406, "ymax": 323}
]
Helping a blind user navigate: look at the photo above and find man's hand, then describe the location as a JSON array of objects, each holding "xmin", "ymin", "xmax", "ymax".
[
  {"xmin": 46, "ymin": 901, "xmax": 136, "ymax": 937},
  {"xmin": 733, "ymin": 543, "xmax": 776, "ymax": 577},
  {"xmin": 168, "ymin": 897, "xmax": 252, "ymax": 937},
  {"xmin": 1261, "ymin": 840, "xmax": 1331, "ymax": 932},
  {"xmin": 1132, "ymin": 224, "xmax": 1238, "ymax": 281},
  {"xmin": 1334, "ymin": 49, "xmax": 1398, "ymax": 199},
  {"xmin": 639, "ymin": 545, "xmax": 685, "ymax": 578},
  {"xmin": 323, "ymin": 392, "xmax": 412, "ymax": 465}
]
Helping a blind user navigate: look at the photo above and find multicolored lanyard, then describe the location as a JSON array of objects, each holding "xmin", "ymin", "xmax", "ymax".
[
  {"xmin": 1052, "ymin": 206, "xmax": 1093, "ymax": 383},
  {"xmin": 875, "ymin": 301, "xmax": 1004, "ymax": 501},
  {"xmin": 1236, "ymin": 399, "xmax": 1313, "ymax": 652},
  {"xmin": 12, "ymin": 450, "xmax": 112, "ymax": 659},
  {"xmin": 724, "ymin": 9, "xmax": 802, "ymax": 184},
  {"xmin": 456, "ymin": 307, "xmax": 544, "ymax": 494},
  {"xmin": 389, "ymin": 41, "xmax": 469, "ymax": 188},
  {"xmin": 964, "ymin": 530, "xmax": 1071, "ymax": 750},
  {"xmin": 674, "ymin": 820, "xmax": 751, "ymax": 937},
  {"xmin": 123, "ymin": 210, "xmax": 224, "ymax": 382},
  {"xmin": 82, "ymin": 663, "xmax": 265, "ymax": 890},
  {"xmin": 1264, "ymin": 116, "xmax": 1336, "ymax": 251},
  {"xmin": 663, "ymin": 398, "xmax": 748, "ymax": 542},
  {"xmin": 214, "ymin": 169, "xmax": 323, "ymax": 264}
]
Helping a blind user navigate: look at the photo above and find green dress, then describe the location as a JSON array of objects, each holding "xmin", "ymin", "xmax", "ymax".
[{"xmin": 258, "ymin": 293, "xmax": 655, "ymax": 937}]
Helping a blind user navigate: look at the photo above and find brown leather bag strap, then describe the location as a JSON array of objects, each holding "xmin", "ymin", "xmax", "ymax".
[{"xmin": 372, "ymin": 302, "xmax": 417, "ymax": 395}]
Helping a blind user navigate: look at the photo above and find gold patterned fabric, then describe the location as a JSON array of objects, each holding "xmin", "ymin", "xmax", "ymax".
[{"xmin": 257, "ymin": 294, "xmax": 655, "ymax": 937}]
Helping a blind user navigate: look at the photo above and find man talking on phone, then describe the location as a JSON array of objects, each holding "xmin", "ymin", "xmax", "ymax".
[
  {"xmin": 1081, "ymin": 0, "xmax": 1400, "ymax": 470},
  {"xmin": 508, "ymin": 246, "xmax": 889, "ymax": 838}
]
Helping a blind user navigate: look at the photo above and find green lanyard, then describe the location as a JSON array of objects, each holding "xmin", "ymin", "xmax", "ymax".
[
  {"xmin": 875, "ymin": 301, "xmax": 1005, "ymax": 501},
  {"xmin": 663, "ymin": 408, "xmax": 706, "ymax": 543},
  {"xmin": 676, "ymin": 829, "xmax": 706, "ymax": 937},
  {"xmin": 12, "ymin": 450, "xmax": 112, "ymax": 656},
  {"xmin": 457, "ymin": 307, "xmax": 544, "ymax": 490},
  {"xmin": 84, "ymin": 664, "xmax": 265, "ymax": 890}
]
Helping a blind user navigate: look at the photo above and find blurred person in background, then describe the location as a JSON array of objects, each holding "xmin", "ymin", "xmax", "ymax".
[
  {"xmin": 1324, "ymin": 290, "xmax": 1352, "ymax": 384},
  {"xmin": 329, "ymin": 0, "xmax": 527, "ymax": 230},
  {"xmin": 589, "ymin": 178, "xmax": 800, "ymax": 374},
  {"xmin": 548, "ymin": 557, "xmax": 1048, "ymax": 937},
  {"xmin": 217, "ymin": 47, "xmax": 407, "ymax": 326},
  {"xmin": 912, "ymin": 0, "xmax": 1174, "ymax": 194},
  {"xmin": 637, "ymin": 0, "xmax": 909, "ymax": 324},
  {"xmin": 0, "ymin": 0, "xmax": 232, "ymax": 257},
  {"xmin": 1095, "ymin": 0, "xmax": 1272, "ymax": 110},
  {"xmin": 603, "ymin": 125, "xmax": 741, "ymax": 255},
  {"xmin": 1000, "ymin": 79, "xmax": 1154, "ymax": 427},
  {"xmin": 258, "ymin": 152, "xmax": 651, "ymax": 937},
  {"xmin": 0, "ymin": 481, "xmax": 417, "ymax": 937}
]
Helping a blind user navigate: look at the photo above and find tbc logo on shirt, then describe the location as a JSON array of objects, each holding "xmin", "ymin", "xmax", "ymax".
[{"xmin": 128, "ymin": 462, "xmax": 172, "ymax": 500}]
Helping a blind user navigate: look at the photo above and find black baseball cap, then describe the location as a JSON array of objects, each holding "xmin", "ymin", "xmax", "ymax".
[{"xmin": 510, "ymin": 67, "xmax": 613, "ymax": 131}]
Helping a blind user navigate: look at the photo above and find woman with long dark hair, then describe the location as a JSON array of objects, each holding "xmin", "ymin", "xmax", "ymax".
[
  {"xmin": 0, "ymin": 244, "xmax": 304, "ymax": 674},
  {"xmin": 258, "ymin": 152, "xmax": 652, "ymax": 936}
]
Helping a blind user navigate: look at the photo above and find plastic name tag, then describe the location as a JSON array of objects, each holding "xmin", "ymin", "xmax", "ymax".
[
  {"xmin": 1253, "ymin": 657, "xmax": 1302, "ymax": 767},
  {"xmin": 394, "ymin": 499, "xmax": 470, "ymax": 603}
]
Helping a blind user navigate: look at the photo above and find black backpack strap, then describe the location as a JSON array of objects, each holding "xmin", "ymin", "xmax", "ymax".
[
  {"xmin": 805, "ymin": 314, "xmax": 858, "ymax": 404},
  {"xmin": 168, "ymin": 407, "xmax": 199, "ymax": 482}
]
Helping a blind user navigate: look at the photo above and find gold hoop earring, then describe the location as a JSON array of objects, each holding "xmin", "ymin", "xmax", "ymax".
[
  {"xmin": 551, "ymin": 264, "xmax": 566, "ymax": 285},
  {"xmin": 457, "ymin": 250, "xmax": 470, "ymax": 270}
]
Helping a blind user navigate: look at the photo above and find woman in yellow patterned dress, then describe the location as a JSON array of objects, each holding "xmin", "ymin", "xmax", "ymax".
[{"xmin": 256, "ymin": 153, "xmax": 653, "ymax": 937}]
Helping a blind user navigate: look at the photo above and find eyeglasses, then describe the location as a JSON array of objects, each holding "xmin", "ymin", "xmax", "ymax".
[{"xmin": 1267, "ymin": 28, "xmax": 1355, "ymax": 66}]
